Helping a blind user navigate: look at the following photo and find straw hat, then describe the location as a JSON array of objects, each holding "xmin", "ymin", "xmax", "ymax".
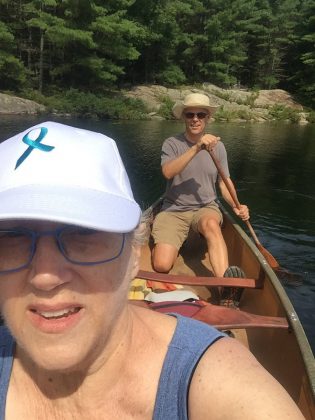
[{"xmin": 172, "ymin": 93, "xmax": 218, "ymax": 119}]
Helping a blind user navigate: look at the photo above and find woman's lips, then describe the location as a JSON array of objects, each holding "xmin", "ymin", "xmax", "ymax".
[
  {"xmin": 34, "ymin": 307, "xmax": 80, "ymax": 319},
  {"xmin": 28, "ymin": 305, "xmax": 84, "ymax": 333}
]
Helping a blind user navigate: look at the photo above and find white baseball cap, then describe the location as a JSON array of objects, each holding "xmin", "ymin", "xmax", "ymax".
[{"xmin": 0, "ymin": 121, "xmax": 141, "ymax": 232}]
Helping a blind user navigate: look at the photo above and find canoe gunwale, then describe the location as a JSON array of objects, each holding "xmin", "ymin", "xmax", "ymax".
[{"xmin": 219, "ymin": 204, "xmax": 315, "ymax": 400}]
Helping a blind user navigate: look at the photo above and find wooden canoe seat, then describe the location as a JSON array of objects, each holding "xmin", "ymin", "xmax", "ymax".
[
  {"xmin": 133, "ymin": 270, "xmax": 287, "ymax": 330},
  {"xmin": 137, "ymin": 270, "xmax": 263, "ymax": 289},
  {"xmin": 130, "ymin": 299, "xmax": 289, "ymax": 331}
]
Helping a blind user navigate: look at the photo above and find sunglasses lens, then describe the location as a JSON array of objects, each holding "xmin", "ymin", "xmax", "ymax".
[{"xmin": 184, "ymin": 112, "xmax": 208, "ymax": 119}]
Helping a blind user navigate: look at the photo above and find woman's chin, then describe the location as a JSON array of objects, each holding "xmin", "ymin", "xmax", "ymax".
[
  {"xmin": 22, "ymin": 345, "xmax": 90, "ymax": 373},
  {"xmin": 15, "ymin": 332, "xmax": 97, "ymax": 373}
]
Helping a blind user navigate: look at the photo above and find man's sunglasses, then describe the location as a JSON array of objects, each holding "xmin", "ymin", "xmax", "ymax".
[{"xmin": 184, "ymin": 112, "xmax": 208, "ymax": 119}]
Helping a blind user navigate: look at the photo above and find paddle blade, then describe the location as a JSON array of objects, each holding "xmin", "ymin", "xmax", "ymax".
[
  {"xmin": 275, "ymin": 267, "xmax": 304, "ymax": 286},
  {"xmin": 256, "ymin": 243, "xmax": 280, "ymax": 269},
  {"xmin": 257, "ymin": 245, "xmax": 304, "ymax": 285}
]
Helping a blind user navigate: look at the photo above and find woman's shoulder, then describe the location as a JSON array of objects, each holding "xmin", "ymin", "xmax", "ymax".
[
  {"xmin": 130, "ymin": 305, "xmax": 224, "ymax": 350},
  {"xmin": 189, "ymin": 337, "xmax": 304, "ymax": 419}
]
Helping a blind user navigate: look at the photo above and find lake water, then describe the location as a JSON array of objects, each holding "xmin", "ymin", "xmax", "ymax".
[{"xmin": 1, "ymin": 115, "xmax": 314, "ymax": 354}]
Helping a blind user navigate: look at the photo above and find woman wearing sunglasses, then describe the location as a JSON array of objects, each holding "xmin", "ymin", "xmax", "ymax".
[
  {"xmin": 0, "ymin": 122, "xmax": 302, "ymax": 419},
  {"xmin": 152, "ymin": 93, "xmax": 249, "ymax": 283}
]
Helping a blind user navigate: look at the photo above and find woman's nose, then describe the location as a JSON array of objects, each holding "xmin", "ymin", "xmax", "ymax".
[{"xmin": 28, "ymin": 236, "xmax": 72, "ymax": 291}]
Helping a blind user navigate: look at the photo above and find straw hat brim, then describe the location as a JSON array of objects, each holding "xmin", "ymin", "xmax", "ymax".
[{"xmin": 172, "ymin": 102, "xmax": 218, "ymax": 119}]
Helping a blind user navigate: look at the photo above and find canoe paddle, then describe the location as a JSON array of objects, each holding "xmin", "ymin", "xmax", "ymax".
[
  {"xmin": 207, "ymin": 149, "xmax": 304, "ymax": 284},
  {"xmin": 207, "ymin": 148, "xmax": 280, "ymax": 270}
]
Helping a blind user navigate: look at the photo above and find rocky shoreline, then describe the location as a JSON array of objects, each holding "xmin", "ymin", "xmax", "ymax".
[
  {"xmin": 124, "ymin": 84, "xmax": 309, "ymax": 123},
  {"xmin": 0, "ymin": 84, "xmax": 310, "ymax": 123},
  {"xmin": 0, "ymin": 93, "xmax": 45, "ymax": 115}
]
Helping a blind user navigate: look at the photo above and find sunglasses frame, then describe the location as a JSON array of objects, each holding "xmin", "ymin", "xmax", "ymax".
[{"xmin": 183, "ymin": 111, "xmax": 209, "ymax": 120}]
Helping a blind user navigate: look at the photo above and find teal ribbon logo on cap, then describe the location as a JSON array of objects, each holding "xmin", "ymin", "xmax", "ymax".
[{"xmin": 15, "ymin": 127, "xmax": 54, "ymax": 169}]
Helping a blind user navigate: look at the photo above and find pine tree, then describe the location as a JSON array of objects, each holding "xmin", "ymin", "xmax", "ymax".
[
  {"xmin": 245, "ymin": 0, "xmax": 300, "ymax": 89},
  {"xmin": 0, "ymin": 20, "xmax": 27, "ymax": 90},
  {"xmin": 195, "ymin": 0, "xmax": 251, "ymax": 87},
  {"xmin": 127, "ymin": 0, "xmax": 204, "ymax": 85},
  {"xmin": 286, "ymin": 0, "xmax": 315, "ymax": 106}
]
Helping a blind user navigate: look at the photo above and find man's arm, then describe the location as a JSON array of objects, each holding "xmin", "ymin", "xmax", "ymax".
[
  {"xmin": 162, "ymin": 144, "xmax": 198, "ymax": 179},
  {"xmin": 189, "ymin": 338, "xmax": 304, "ymax": 419},
  {"xmin": 219, "ymin": 178, "xmax": 249, "ymax": 221},
  {"xmin": 162, "ymin": 134, "xmax": 219, "ymax": 179}
]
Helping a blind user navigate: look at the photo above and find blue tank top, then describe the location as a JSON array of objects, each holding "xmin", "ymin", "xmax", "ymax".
[
  {"xmin": 0, "ymin": 326, "xmax": 14, "ymax": 419},
  {"xmin": 153, "ymin": 315, "xmax": 225, "ymax": 419},
  {"xmin": 0, "ymin": 316, "xmax": 225, "ymax": 419}
]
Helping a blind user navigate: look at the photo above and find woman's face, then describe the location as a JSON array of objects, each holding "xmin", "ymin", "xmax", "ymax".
[{"xmin": 0, "ymin": 221, "xmax": 138, "ymax": 373}]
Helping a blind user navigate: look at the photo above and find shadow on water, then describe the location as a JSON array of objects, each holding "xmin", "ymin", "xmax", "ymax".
[{"xmin": 1, "ymin": 116, "xmax": 314, "ymax": 354}]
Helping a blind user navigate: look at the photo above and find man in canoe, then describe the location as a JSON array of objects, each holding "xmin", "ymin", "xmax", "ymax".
[
  {"xmin": 151, "ymin": 92, "xmax": 249, "ymax": 281},
  {"xmin": 0, "ymin": 122, "xmax": 303, "ymax": 419}
]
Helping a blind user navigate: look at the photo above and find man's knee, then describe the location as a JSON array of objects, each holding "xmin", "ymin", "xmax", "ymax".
[
  {"xmin": 152, "ymin": 258, "xmax": 173, "ymax": 273},
  {"xmin": 152, "ymin": 244, "xmax": 177, "ymax": 273},
  {"xmin": 199, "ymin": 217, "xmax": 221, "ymax": 237}
]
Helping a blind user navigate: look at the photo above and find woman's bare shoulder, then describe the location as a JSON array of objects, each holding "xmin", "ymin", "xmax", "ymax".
[{"xmin": 188, "ymin": 337, "xmax": 304, "ymax": 420}]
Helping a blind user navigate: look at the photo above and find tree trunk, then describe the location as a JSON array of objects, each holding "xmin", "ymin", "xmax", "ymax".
[{"xmin": 39, "ymin": 29, "xmax": 44, "ymax": 93}]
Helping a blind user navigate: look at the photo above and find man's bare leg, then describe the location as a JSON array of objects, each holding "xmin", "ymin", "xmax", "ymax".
[
  {"xmin": 198, "ymin": 213, "xmax": 228, "ymax": 277},
  {"xmin": 152, "ymin": 243, "xmax": 178, "ymax": 273}
]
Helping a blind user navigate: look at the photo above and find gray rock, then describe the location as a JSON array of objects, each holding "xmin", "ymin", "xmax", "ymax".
[
  {"xmin": 124, "ymin": 84, "xmax": 306, "ymax": 122},
  {"xmin": 0, "ymin": 93, "xmax": 45, "ymax": 114},
  {"xmin": 254, "ymin": 89, "xmax": 303, "ymax": 110}
]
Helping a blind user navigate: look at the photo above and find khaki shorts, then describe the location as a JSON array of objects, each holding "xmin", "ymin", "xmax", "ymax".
[{"xmin": 151, "ymin": 202, "xmax": 223, "ymax": 250}]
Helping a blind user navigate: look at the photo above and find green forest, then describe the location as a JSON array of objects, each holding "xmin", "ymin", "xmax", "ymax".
[{"xmin": 0, "ymin": 0, "xmax": 314, "ymax": 112}]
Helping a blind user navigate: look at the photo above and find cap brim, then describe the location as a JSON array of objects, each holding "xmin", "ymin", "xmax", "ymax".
[{"xmin": 0, "ymin": 185, "xmax": 141, "ymax": 233}]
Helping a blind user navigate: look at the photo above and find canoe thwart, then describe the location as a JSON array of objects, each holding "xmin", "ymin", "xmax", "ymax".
[
  {"xmin": 137, "ymin": 270, "xmax": 263, "ymax": 289},
  {"xmin": 194, "ymin": 302, "xmax": 289, "ymax": 330},
  {"xmin": 130, "ymin": 299, "xmax": 289, "ymax": 330}
]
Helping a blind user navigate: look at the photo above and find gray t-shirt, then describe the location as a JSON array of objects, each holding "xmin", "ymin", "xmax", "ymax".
[{"xmin": 161, "ymin": 133, "xmax": 230, "ymax": 211}]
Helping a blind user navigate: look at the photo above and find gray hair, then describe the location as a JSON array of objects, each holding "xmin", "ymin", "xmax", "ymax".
[{"xmin": 130, "ymin": 210, "xmax": 152, "ymax": 246}]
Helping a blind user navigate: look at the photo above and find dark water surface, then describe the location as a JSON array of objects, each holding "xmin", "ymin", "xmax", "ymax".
[{"xmin": 1, "ymin": 115, "xmax": 314, "ymax": 353}]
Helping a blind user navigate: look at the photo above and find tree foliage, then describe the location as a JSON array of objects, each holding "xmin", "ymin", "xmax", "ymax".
[{"xmin": 0, "ymin": 0, "xmax": 313, "ymax": 105}]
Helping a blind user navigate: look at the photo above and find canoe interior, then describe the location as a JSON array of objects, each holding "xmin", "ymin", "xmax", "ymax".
[{"xmin": 138, "ymin": 199, "xmax": 315, "ymax": 419}]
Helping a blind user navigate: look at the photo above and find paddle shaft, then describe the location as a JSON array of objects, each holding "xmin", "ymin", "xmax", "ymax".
[
  {"xmin": 208, "ymin": 149, "xmax": 262, "ymax": 245},
  {"xmin": 208, "ymin": 148, "xmax": 280, "ymax": 269}
]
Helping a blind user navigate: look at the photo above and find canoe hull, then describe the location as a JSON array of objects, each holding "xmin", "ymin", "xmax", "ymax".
[{"xmin": 136, "ymin": 198, "xmax": 315, "ymax": 419}]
